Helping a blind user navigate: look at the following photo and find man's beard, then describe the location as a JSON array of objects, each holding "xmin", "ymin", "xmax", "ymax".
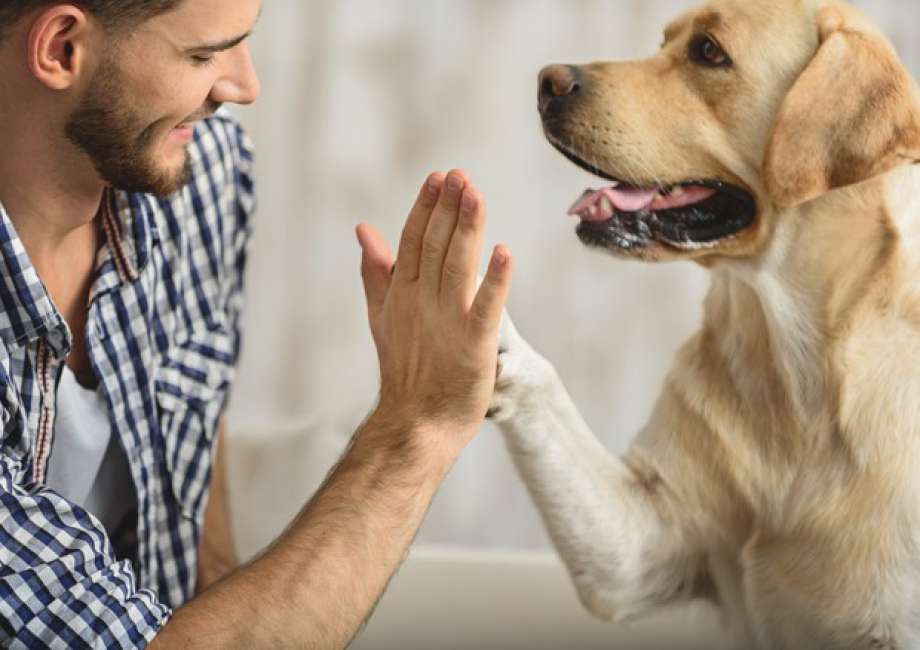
[{"xmin": 65, "ymin": 57, "xmax": 203, "ymax": 198}]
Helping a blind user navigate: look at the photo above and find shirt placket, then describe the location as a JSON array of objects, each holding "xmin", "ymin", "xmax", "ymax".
[
  {"xmin": 31, "ymin": 188, "xmax": 139, "ymax": 487},
  {"xmin": 31, "ymin": 338, "xmax": 61, "ymax": 485}
]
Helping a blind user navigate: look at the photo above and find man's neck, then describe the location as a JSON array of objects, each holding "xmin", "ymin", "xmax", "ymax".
[
  {"xmin": 0, "ymin": 90, "xmax": 106, "ymax": 374},
  {"xmin": 0, "ymin": 104, "xmax": 105, "ymax": 269},
  {"xmin": 0, "ymin": 121, "xmax": 103, "ymax": 378}
]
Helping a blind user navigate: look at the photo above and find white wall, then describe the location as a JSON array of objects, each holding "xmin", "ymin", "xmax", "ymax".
[{"xmin": 226, "ymin": 0, "xmax": 920, "ymax": 551}]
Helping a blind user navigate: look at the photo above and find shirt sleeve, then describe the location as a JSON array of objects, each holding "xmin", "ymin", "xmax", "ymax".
[{"xmin": 0, "ymin": 394, "xmax": 171, "ymax": 647}]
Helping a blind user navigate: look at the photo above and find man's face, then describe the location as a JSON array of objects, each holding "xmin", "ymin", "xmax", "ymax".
[{"xmin": 66, "ymin": 0, "xmax": 262, "ymax": 197}]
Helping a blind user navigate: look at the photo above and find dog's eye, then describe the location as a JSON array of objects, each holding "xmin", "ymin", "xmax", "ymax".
[{"xmin": 689, "ymin": 34, "xmax": 732, "ymax": 68}]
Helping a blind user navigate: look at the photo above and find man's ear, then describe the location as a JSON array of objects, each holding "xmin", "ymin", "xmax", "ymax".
[
  {"xmin": 27, "ymin": 5, "xmax": 91, "ymax": 91},
  {"xmin": 763, "ymin": 7, "xmax": 920, "ymax": 209}
]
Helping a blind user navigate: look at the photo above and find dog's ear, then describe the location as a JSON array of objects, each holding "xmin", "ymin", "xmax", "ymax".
[{"xmin": 763, "ymin": 8, "xmax": 920, "ymax": 208}]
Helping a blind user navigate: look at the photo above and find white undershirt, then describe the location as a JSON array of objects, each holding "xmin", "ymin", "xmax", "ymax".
[{"xmin": 45, "ymin": 365, "xmax": 136, "ymax": 537}]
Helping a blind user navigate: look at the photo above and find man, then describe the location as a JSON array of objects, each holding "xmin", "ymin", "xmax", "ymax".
[{"xmin": 0, "ymin": 0, "xmax": 513, "ymax": 647}]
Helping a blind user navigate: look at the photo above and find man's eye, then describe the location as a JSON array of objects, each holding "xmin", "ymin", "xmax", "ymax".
[
  {"xmin": 191, "ymin": 55, "xmax": 216, "ymax": 67},
  {"xmin": 689, "ymin": 34, "xmax": 732, "ymax": 68}
]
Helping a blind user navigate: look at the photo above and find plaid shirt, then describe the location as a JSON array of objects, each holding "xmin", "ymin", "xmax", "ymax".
[{"xmin": 0, "ymin": 112, "xmax": 254, "ymax": 648}]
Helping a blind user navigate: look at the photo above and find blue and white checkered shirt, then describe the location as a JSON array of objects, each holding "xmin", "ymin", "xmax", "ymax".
[{"xmin": 0, "ymin": 112, "xmax": 254, "ymax": 648}]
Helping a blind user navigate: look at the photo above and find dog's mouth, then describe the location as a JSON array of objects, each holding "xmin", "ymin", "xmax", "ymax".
[{"xmin": 552, "ymin": 141, "xmax": 756, "ymax": 253}]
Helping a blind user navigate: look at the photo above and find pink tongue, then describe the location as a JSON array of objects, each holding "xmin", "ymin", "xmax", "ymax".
[
  {"xmin": 568, "ymin": 185, "xmax": 717, "ymax": 221},
  {"xmin": 605, "ymin": 187, "xmax": 658, "ymax": 212},
  {"xmin": 568, "ymin": 188, "xmax": 656, "ymax": 214}
]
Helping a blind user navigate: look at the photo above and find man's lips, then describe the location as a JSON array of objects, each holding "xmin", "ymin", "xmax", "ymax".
[
  {"xmin": 170, "ymin": 114, "xmax": 212, "ymax": 139},
  {"xmin": 171, "ymin": 110, "xmax": 216, "ymax": 136},
  {"xmin": 170, "ymin": 125, "xmax": 195, "ymax": 141}
]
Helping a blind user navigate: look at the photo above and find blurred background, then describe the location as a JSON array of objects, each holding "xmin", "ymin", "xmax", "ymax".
[{"xmin": 224, "ymin": 0, "xmax": 920, "ymax": 557}]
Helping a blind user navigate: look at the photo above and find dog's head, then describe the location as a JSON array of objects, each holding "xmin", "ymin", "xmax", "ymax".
[{"xmin": 541, "ymin": 0, "xmax": 920, "ymax": 262}]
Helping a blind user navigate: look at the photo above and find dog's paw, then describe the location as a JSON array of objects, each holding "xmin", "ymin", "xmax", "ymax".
[{"xmin": 487, "ymin": 312, "xmax": 555, "ymax": 423}]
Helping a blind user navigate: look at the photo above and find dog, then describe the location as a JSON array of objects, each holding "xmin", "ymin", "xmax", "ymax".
[{"xmin": 488, "ymin": 1, "xmax": 920, "ymax": 648}]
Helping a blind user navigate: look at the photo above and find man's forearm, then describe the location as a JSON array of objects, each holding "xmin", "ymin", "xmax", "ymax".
[{"xmin": 150, "ymin": 412, "xmax": 454, "ymax": 649}]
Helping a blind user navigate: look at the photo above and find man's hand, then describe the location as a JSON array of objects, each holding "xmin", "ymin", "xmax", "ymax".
[
  {"xmin": 151, "ymin": 172, "xmax": 512, "ymax": 648},
  {"xmin": 355, "ymin": 170, "xmax": 513, "ymax": 460}
]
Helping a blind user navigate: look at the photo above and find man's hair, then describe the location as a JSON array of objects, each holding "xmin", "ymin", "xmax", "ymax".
[{"xmin": 0, "ymin": 1, "xmax": 184, "ymax": 43}]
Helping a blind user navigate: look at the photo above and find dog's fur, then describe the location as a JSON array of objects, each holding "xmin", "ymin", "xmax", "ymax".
[{"xmin": 490, "ymin": 1, "xmax": 920, "ymax": 647}]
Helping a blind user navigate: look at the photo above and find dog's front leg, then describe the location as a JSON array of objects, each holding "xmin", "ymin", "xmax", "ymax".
[{"xmin": 490, "ymin": 315, "xmax": 703, "ymax": 623}]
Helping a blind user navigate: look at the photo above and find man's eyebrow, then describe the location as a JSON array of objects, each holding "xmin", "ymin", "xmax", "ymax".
[
  {"xmin": 186, "ymin": 31, "xmax": 252, "ymax": 54},
  {"xmin": 184, "ymin": 7, "xmax": 262, "ymax": 54}
]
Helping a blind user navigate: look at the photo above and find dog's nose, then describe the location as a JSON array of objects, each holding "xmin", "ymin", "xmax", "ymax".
[{"xmin": 538, "ymin": 64, "xmax": 583, "ymax": 116}]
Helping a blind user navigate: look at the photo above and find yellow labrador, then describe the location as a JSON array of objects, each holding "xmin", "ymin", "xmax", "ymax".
[{"xmin": 490, "ymin": 0, "xmax": 920, "ymax": 648}]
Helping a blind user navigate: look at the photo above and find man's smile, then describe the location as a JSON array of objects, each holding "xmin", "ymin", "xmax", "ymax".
[{"xmin": 170, "ymin": 124, "xmax": 195, "ymax": 141}]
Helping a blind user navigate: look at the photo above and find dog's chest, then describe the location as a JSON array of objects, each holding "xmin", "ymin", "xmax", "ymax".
[{"xmin": 707, "ymin": 493, "xmax": 920, "ymax": 650}]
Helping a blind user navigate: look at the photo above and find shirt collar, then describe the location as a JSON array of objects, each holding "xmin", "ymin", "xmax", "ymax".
[
  {"xmin": 0, "ymin": 188, "xmax": 161, "ymax": 356},
  {"xmin": 90, "ymin": 187, "xmax": 161, "ymax": 302},
  {"xmin": 114, "ymin": 186, "xmax": 162, "ymax": 274},
  {"xmin": 0, "ymin": 201, "xmax": 69, "ymax": 355}
]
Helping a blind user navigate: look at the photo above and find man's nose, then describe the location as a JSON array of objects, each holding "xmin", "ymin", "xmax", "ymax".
[
  {"xmin": 211, "ymin": 42, "xmax": 262, "ymax": 106},
  {"xmin": 538, "ymin": 64, "xmax": 583, "ymax": 117}
]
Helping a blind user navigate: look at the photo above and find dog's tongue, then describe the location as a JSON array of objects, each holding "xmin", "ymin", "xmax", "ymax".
[
  {"xmin": 569, "ymin": 187, "xmax": 657, "ymax": 216},
  {"xmin": 568, "ymin": 185, "xmax": 717, "ymax": 222}
]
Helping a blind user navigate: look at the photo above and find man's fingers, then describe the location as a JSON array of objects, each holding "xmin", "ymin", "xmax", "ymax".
[
  {"xmin": 356, "ymin": 223, "xmax": 394, "ymax": 316},
  {"xmin": 440, "ymin": 185, "xmax": 485, "ymax": 308},
  {"xmin": 394, "ymin": 173, "xmax": 445, "ymax": 283},
  {"xmin": 419, "ymin": 169, "xmax": 468, "ymax": 296},
  {"xmin": 470, "ymin": 245, "xmax": 514, "ymax": 337}
]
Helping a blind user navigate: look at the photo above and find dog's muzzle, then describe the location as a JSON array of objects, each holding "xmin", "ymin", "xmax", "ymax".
[{"xmin": 536, "ymin": 64, "xmax": 757, "ymax": 254}]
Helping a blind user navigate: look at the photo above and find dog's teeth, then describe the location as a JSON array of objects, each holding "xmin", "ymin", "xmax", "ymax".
[
  {"xmin": 671, "ymin": 186, "xmax": 685, "ymax": 197},
  {"xmin": 600, "ymin": 196, "xmax": 614, "ymax": 214}
]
